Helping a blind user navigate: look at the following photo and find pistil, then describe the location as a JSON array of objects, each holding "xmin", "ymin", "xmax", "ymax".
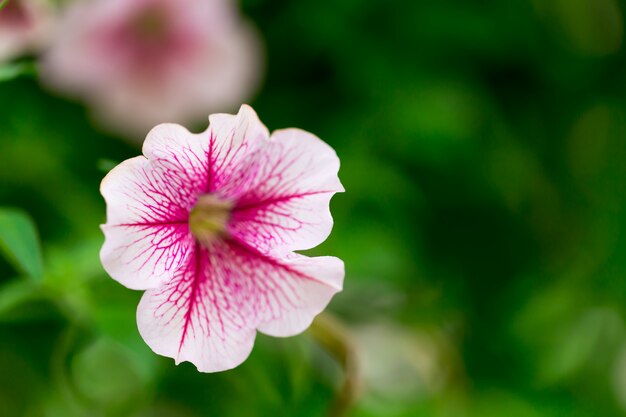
[{"xmin": 189, "ymin": 194, "xmax": 232, "ymax": 246}]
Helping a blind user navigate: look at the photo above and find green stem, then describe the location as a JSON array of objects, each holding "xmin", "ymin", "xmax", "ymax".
[
  {"xmin": 0, "ymin": 0, "xmax": 9, "ymax": 11},
  {"xmin": 309, "ymin": 313, "xmax": 361, "ymax": 417}
]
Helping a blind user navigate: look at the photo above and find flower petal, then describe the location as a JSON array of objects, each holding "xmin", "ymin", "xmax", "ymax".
[
  {"xmin": 255, "ymin": 252, "xmax": 344, "ymax": 337},
  {"xmin": 206, "ymin": 104, "xmax": 270, "ymax": 196},
  {"xmin": 100, "ymin": 124, "xmax": 209, "ymax": 290},
  {"xmin": 0, "ymin": 0, "xmax": 55, "ymax": 62},
  {"xmin": 136, "ymin": 238, "xmax": 343, "ymax": 372},
  {"xmin": 228, "ymin": 128, "xmax": 344, "ymax": 256}
]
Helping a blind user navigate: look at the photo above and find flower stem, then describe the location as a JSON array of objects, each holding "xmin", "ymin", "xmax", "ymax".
[{"xmin": 309, "ymin": 313, "xmax": 361, "ymax": 417}]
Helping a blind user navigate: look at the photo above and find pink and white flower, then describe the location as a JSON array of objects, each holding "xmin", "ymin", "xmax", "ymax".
[
  {"xmin": 0, "ymin": 0, "xmax": 54, "ymax": 61},
  {"xmin": 41, "ymin": 0, "xmax": 262, "ymax": 139},
  {"xmin": 100, "ymin": 105, "xmax": 344, "ymax": 372}
]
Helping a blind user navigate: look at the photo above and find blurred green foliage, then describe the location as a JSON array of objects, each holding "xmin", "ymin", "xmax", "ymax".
[
  {"xmin": 1, "ymin": 0, "xmax": 626, "ymax": 416},
  {"xmin": 0, "ymin": 208, "xmax": 43, "ymax": 280}
]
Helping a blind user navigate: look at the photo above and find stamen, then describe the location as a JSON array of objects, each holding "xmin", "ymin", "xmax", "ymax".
[{"xmin": 189, "ymin": 194, "xmax": 232, "ymax": 246}]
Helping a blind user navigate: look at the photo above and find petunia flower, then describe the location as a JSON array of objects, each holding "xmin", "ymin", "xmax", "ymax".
[
  {"xmin": 0, "ymin": 0, "xmax": 54, "ymax": 61},
  {"xmin": 41, "ymin": 0, "xmax": 262, "ymax": 139},
  {"xmin": 100, "ymin": 105, "xmax": 344, "ymax": 372}
]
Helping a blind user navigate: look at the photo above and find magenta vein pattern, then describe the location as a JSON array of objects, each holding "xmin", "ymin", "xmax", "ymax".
[{"xmin": 101, "ymin": 106, "xmax": 344, "ymax": 371}]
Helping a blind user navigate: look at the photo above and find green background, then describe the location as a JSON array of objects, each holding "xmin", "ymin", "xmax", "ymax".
[{"xmin": 1, "ymin": 0, "xmax": 626, "ymax": 416}]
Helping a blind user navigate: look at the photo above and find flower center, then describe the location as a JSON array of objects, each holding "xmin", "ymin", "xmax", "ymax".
[
  {"xmin": 130, "ymin": 6, "xmax": 170, "ymax": 43},
  {"xmin": 189, "ymin": 194, "xmax": 233, "ymax": 245}
]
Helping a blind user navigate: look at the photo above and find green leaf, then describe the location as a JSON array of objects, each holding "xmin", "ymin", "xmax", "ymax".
[
  {"xmin": 0, "ymin": 280, "xmax": 38, "ymax": 317},
  {"xmin": 0, "ymin": 208, "xmax": 43, "ymax": 280},
  {"xmin": 0, "ymin": 62, "xmax": 37, "ymax": 83},
  {"xmin": 71, "ymin": 338, "xmax": 146, "ymax": 406}
]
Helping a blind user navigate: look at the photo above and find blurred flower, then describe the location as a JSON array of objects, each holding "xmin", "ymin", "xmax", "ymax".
[
  {"xmin": 41, "ymin": 0, "xmax": 262, "ymax": 139},
  {"xmin": 0, "ymin": 0, "xmax": 54, "ymax": 61},
  {"xmin": 100, "ymin": 105, "xmax": 344, "ymax": 372},
  {"xmin": 613, "ymin": 343, "xmax": 626, "ymax": 411},
  {"xmin": 353, "ymin": 323, "xmax": 450, "ymax": 405}
]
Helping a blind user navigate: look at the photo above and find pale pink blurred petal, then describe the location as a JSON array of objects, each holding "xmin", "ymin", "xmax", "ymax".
[
  {"xmin": 42, "ymin": 0, "xmax": 263, "ymax": 139},
  {"xmin": 0, "ymin": 0, "xmax": 55, "ymax": 61}
]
